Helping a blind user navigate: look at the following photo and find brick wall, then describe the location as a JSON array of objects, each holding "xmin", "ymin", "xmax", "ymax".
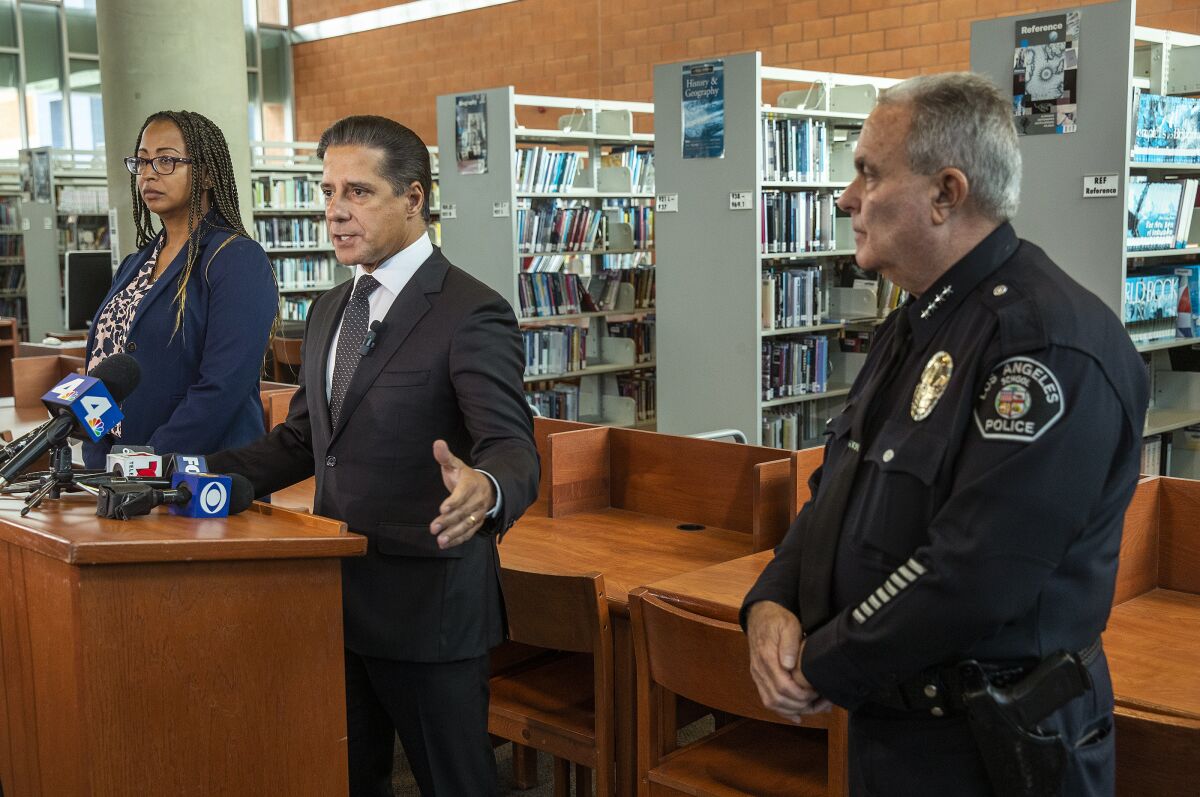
[{"xmin": 291, "ymin": 0, "xmax": 1200, "ymax": 142}]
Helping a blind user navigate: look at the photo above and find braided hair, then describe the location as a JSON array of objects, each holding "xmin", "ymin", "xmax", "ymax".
[{"xmin": 129, "ymin": 110, "xmax": 266, "ymax": 336}]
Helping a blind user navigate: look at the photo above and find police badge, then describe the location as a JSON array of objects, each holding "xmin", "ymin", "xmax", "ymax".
[{"xmin": 911, "ymin": 351, "xmax": 954, "ymax": 421}]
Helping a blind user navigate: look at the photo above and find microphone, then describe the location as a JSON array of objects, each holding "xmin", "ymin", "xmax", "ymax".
[
  {"xmin": 165, "ymin": 453, "xmax": 209, "ymax": 477},
  {"xmin": 95, "ymin": 472, "xmax": 255, "ymax": 520},
  {"xmin": 0, "ymin": 354, "xmax": 142, "ymax": 488},
  {"xmin": 106, "ymin": 452, "xmax": 164, "ymax": 477},
  {"xmin": 0, "ymin": 419, "xmax": 55, "ymax": 466},
  {"xmin": 360, "ymin": 320, "xmax": 385, "ymax": 356}
]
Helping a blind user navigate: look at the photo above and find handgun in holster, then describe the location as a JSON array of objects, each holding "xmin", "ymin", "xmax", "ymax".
[{"xmin": 960, "ymin": 649, "xmax": 1092, "ymax": 797}]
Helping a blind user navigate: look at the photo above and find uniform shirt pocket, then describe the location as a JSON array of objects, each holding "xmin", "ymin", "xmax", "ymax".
[
  {"xmin": 375, "ymin": 521, "xmax": 466, "ymax": 558},
  {"xmin": 851, "ymin": 419, "xmax": 950, "ymax": 563}
]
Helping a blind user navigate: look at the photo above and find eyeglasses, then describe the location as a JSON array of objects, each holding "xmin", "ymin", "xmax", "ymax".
[{"xmin": 123, "ymin": 155, "xmax": 194, "ymax": 176}]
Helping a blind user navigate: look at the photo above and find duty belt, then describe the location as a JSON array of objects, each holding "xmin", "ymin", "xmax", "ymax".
[{"xmin": 869, "ymin": 638, "xmax": 1102, "ymax": 719}]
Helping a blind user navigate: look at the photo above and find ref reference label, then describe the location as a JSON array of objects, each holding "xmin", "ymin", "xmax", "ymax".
[{"xmin": 1082, "ymin": 175, "xmax": 1119, "ymax": 198}]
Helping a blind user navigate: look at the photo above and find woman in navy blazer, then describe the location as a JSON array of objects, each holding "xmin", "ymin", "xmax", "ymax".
[{"xmin": 83, "ymin": 110, "xmax": 277, "ymax": 469}]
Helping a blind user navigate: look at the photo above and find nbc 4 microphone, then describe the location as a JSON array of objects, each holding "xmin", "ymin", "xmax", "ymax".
[
  {"xmin": 95, "ymin": 472, "xmax": 255, "ymax": 520},
  {"xmin": 0, "ymin": 354, "xmax": 142, "ymax": 488}
]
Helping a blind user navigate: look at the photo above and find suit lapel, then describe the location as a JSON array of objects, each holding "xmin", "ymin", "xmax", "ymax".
[
  {"xmin": 328, "ymin": 250, "xmax": 449, "ymax": 444},
  {"xmin": 310, "ymin": 280, "xmax": 353, "ymax": 435}
]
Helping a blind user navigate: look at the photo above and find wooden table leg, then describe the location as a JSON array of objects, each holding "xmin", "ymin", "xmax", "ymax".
[{"xmin": 512, "ymin": 743, "xmax": 539, "ymax": 790}]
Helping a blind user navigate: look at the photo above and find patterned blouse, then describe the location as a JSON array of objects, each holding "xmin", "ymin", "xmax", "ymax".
[
  {"xmin": 88, "ymin": 236, "xmax": 164, "ymax": 437},
  {"xmin": 89, "ymin": 236, "xmax": 163, "ymax": 368}
]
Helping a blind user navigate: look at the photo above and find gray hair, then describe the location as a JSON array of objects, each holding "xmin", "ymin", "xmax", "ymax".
[{"xmin": 878, "ymin": 72, "xmax": 1022, "ymax": 221}]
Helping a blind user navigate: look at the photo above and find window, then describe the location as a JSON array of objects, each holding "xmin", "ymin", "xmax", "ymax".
[{"xmin": 0, "ymin": 0, "xmax": 294, "ymax": 153}]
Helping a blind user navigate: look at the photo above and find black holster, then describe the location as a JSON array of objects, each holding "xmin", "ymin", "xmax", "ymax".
[{"xmin": 960, "ymin": 649, "xmax": 1092, "ymax": 797}]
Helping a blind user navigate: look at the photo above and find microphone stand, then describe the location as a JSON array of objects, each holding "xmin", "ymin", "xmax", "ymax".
[{"xmin": 19, "ymin": 441, "xmax": 78, "ymax": 516}]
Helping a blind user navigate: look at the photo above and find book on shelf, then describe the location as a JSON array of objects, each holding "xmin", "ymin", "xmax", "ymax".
[
  {"xmin": 1123, "ymin": 272, "xmax": 1180, "ymax": 344},
  {"xmin": 762, "ymin": 116, "xmax": 829, "ymax": 182},
  {"xmin": 588, "ymin": 268, "xmax": 655, "ymax": 311},
  {"xmin": 762, "ymin": 400, "xmax": 836, "ymax": 450},
  {"xmin": 273, "ymin": 255, "xmax": 345, "ymax": 290},
  {"xmin": 616, "ymin": 371, "xmax": 656, "ymax": 422},
  {"xmin": 281, "ymin": 296, "xmax": 315, "ymax": 321},
  {"xmin": 56, "ymin": 185, "xmax": 108, "ymax": 214},
  {"xmin": 605, "ymin": 320, "xmax": 655, "ymax": 363},
  {"xmin": 518, "ymin": 272, "xmax": 592, "ymax": 318},
  {"xmin": 252, "ymin": 174, "xmax": 321, "ymax": 209},
  {"xmin": 515, "ymin": 148, "xmax": 583, "ymax": 193},
  {"xmin": 255, "ymin": 217, "xmax": 330, "ymax": 248},
  {"xmin": 762, "ymin": 265, "xmax": 823, "ymax": 330},
  {"xmin": 761, "ymin": 190, "xmax": 836, "ymax": 254},
  {"xmin": 1126, "ymin": 176, "xmax": 1198, "ymax": 251},
  {"xmin": 1131, "ymin": 92, "xmax": 1200, "ymax": 164},
  {"xmin": 1175, "ymin": 265, "xmax": 1199, "ymax": 337},
  {"xmin": 761, "ymin": 336, "xmax": 829, "ymax": 400},
  {"xmin": 523, "ymin": 325, "xmax": 587, "ymax": 377},
  {"xmin": 526, "ymin": 382, "xmax": 581, "ymax": 421},
  {"xmin": 517, "ymin": 201, "xmax": 606, "ymax": 253},
  {"xmin": 0, "ymin": 198, "xmax": 18, "ymax": 226},
  {"xmin": 600, "ymin": 148, "xmax": 655, "ymax": 193},
  {"xmin": 0, "ymin": 236, "xmax": 21, "ymax": 257},
  {"xmin": 1140, "ymin": 433, "xmax": 1169, "ymax": 475},
  {"xmin": 601, "ymin": 199, "xmax": 655, "ymax": 250}
]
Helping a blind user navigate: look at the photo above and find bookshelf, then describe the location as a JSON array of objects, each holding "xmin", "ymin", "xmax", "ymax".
[
  {"xmin": 653, "ymin": 53, "xmax": 897, "ymax": 448},
  {"xmin": 249, "ymin": 141, "xmax": 348, "ymax": 324},
  {"xmin": 0, "ymin": 184, "xmax": 24, "ymax": 336},
  {"xmin": 18, "ymin": 148, "xmax": 110, "ymax": 341},
  {"xmin": 435, "ymin": 88, "xmax": 657, "ymax": 429},
  {"xmin": 972, "ymin": 0, "xmax": 1200, "ymax": 478}
]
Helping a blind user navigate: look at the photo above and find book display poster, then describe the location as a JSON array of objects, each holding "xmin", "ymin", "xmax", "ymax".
[
  {"xmin": 455, "ymin": 94, "xmax": 488, "ymax": 175},
  {"xmin": 1133, "ymin": 93, "xmax": 1200, "ymax": 163},
  {"xmin": 1127, "ymin": 178, "xmax": 1185, "ymax": 251},
  {"xmin": 682, "ymin": 60, "xmax": 725, "ymax": 159},
  {"xmin": 1012, "ymin": 12, "xmax": 1080, "ymax": 136}
]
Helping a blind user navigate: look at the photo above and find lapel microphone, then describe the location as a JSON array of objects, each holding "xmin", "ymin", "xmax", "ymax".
[{"xmin": 360, "ymin": 320, "xmax": 385, "ymax": 356}]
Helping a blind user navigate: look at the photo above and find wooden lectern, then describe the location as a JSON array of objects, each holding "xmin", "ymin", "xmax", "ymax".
[{"xmin": 0, "ymin": 497, "xmax": 366, "ymax": 796}]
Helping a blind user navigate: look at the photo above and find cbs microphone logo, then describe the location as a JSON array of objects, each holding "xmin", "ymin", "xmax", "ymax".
[{"xmin": 199, "ymin": 481, "xmax": 229, "ymax": 515}]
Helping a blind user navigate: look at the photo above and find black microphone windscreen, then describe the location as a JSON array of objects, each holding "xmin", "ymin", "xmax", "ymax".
[
  {"xmin": 88, "ymin": 353, "xmax": 142, "ymax": 404},
  {"xmin": 228, "ymin": 473, "xmax": 256, "ymax": 514}
]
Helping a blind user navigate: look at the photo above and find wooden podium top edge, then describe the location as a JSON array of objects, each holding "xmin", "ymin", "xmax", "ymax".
[{"xmin": 0, "ymin": 496, "xmax": 365, "ymax": 566}]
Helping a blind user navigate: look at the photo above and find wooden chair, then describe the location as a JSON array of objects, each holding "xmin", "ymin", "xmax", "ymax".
[
  {"xmin": 489, "ymin": 566, "xmax": 614, "ymax": 796},
  {"xmin": 270, "ymin": 335, "xmax": 302, "ymax": 383},
  {"xmin": 630, "ymin": 587, "xmax": 847, "ymax": 797}
]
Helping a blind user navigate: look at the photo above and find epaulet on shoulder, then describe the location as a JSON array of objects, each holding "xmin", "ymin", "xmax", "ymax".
[{"xmin": 979, "ymin": 278, "xmax": 1047, "ymax": 356}]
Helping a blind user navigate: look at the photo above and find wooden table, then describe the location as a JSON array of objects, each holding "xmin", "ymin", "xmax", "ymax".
[
  {"xmin": 642, "ymin": 549, "xmax": 774, "ymax": 623},
  {"xmin": 497, "ymin": 421, "xmax": 815, "ymax": 797}
]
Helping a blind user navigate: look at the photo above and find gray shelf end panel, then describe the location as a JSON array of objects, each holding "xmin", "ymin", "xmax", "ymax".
[
  {"xmin": 654, "ymin": 52, "xmax": 764, "ymax": 442},
  {"xmin": 24, "ymin": 203, "xmax": 62, "ymax": 340},
  {"xmin": 970, "ymin": 0, "xmax": 1134, "ymax": 317},
  {"xmin": 435, "ymin": 86, "xmax": 519, "ymax": 310}
]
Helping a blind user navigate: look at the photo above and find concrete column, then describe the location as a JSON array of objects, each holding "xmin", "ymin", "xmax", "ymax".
[{"xmin": 96, "ymin": 0, "xmax": 251, "ymax": 260}]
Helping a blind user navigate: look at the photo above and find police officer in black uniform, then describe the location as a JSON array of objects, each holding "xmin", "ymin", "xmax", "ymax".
[{"xmin": 742, "ymin": 72, "xmax": 1148, "ymax": 796}]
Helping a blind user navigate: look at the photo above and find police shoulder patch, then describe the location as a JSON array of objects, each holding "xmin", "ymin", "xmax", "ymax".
[{"xmin": 973, "ymin": 356, "xmax": 1065, "ymax": 443}]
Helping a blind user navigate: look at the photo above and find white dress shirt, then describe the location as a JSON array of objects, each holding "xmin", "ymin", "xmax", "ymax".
[{"xmin": 325, "ymin": 232, "xmax": 501, "ymax": 518}]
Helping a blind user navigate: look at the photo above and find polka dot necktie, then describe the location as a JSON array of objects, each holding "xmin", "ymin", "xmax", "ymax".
[{"xmin": 329, "ymin": 274, "xmax": 381, "ymax": 429}]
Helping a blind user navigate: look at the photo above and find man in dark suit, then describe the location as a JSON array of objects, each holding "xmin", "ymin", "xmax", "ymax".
[{"xmin": 208, "ymin": 115, "xmax": 538, "ymax": 797}]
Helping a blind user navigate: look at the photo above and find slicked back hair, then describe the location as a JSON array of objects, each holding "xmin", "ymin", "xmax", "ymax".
[
  {"xmin": 316, "ymin": 115, "xmax": 433, "ymax": 223},
  {"xmin": 878, "ymin": 72, "xmax": 1022, "ymax": 222}
]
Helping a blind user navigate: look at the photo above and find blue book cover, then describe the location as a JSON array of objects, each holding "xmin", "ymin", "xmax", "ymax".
[
  {"xmin": 1124, "ymin": 273, "xmax": 1180, "ymax": 343},
  {"xmin": 1174, "ymin": 265, "xmax": 1200, "ymax": 337},
  {"xmin": 1127, "ymin": 178, "xmax": 1185, "ymax": 250},
  {"xmin": 1133, "ymin": 93, "xmax": 1200, "ymax": 163},
  {"xmin": 682, "ymin": 60, "xmax": 725, "ymax": 160}
]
